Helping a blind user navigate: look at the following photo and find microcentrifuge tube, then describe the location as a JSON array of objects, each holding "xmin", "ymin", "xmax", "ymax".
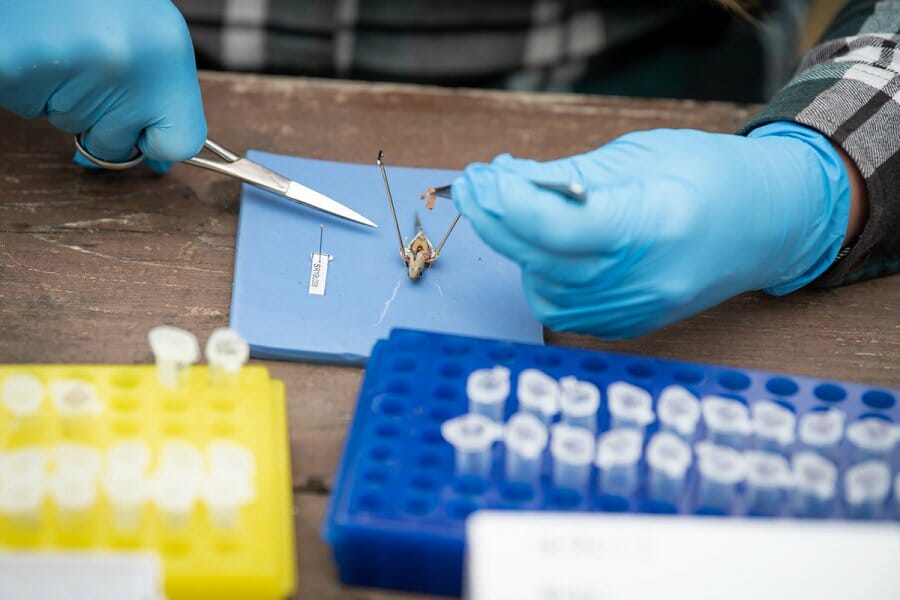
[
  {"xmin": 657, "ymin": 385, "xmax": 700, "ymax": 439},
  {"xmin": 559, "ymin": 376, "xmax": 600, "ymax": 433},
  {"xmin": 694, "ymin": 441, "xmax": 745, "ymax": 512},
  {"xmin": 0, "ymin": 476, "xmax": 45, "ymax": 529},
  {"xmin": 2, "ymin": 373, "xmax": 44, "ymax": 418},
  {"xmin": 744, "ymin": 451, "xmax": 792, "ymax": 516},
  {"xmin": 153, "ymin": 473, "xmax": 199, "ymax": 530},
  {"xmin": 595, "ymin": 428, "xmax": 643, "ymax": 498},
  {"xmin": 550, "ymin": 424, "xmax": 595, "ymax": 492},
  {"xmin": 49, "ymin": 473, "xmax": 97, "ymax": 527},
  {"xmin": 516, "ymin": 369, "xmax": 560, "ymax": 424},
  {"xmin": 159, "ymin": 440, "xmax": 205, "ymax": 479},
  {"xmin": 791, "ymin": 450, "xmax": 837, "ymax": 518},
  {"xmin": 1, "ymin": 447, "xmax": 48, "ymax": 480},
  {"xmin": 148, "ymin": 325, "xmax": 200, "ymax": 389},
  {"xmin": 750, "ymin": 401, "xmax": 796, "ymax": 453},
  {"xmin": 54, "ymin": 443, "xmax": 101, "ymax": 478},
  {"xmin": 646, "ymin": 432, "xmax": 692, "ymax": 505},
  {"xmin": 102, "ymin": 471, "xmax": 148, "ymax": 533},
  {"xmin": 844, "ymin": 460, "xmax": 891, "ymax": 520},
  {"xmin": 441, "ymin": 413, "xmax": 502, "ymax": 479},
  {"xmin": 607, "ymin": 381, "xmax": 654, "ymax": 431},
  {"xmin": 798, "ymin": 409, "xmax": 845, "ymax": 460},
  {"xmin": 50, "ymin": 380, "xmax": 102, "ymax": 416},
  {"xmin": 208, "ymin": 440, "xmax": 256, "ymax": 481},
  {"xmin": 700, "ymin": 396, "xmax": 751, "ymax": 449},
  {"xmin": 202, "ymin": 473, "xmax": 255, "ymax": 531},
  {"xmin": 846, "ymin": 417, "xmax": 900, "ymax": 463},
  {"xmin": 106, "ymin": 440, "xmax": 152, "ymax": 475},
  {"xmin": 466, "ymin": 366, "xmax": 511, "ymax": 422},
  {"xmin": 503, "ymin": 412, "xmax": 548, "ymax": 485},
  {"xmin": 205, "ymin": 328, "xmax": 250, "ymax": 387}
]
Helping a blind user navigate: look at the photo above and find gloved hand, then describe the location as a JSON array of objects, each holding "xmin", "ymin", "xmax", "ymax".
[
  {"xmin": 0, "ymin": 0, "xmax": 206, "ymax": 173},
  {"xmin": 452, "ymin": 122, "xmax": 851, "ymax": 338}
]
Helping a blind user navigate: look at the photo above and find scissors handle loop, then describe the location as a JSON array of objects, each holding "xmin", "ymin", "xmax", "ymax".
[{"xmin": 73, "ymin": 134, "xmax": 145, "ymax": 170}]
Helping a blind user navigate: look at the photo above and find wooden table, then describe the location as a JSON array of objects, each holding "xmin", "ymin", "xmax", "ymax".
[{"xmin": 1, "ymin": 72, "xmax": 897, "ymax": 599}]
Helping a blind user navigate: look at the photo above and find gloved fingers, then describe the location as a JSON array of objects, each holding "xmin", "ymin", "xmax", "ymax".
[
  {"xmin": 490, "ymin": 153, "xmax": 589, "ymax": 185},
  {"xmin": 454, "ymin": 162, "xmax": 636, "ymax": 255},
  {"xmin": 79, "ymin": 109, "xmax": 146, "ymax": 163},
  {"xmin": 137, "ymin": 80, "xmax": 207, "ymax": 163}
]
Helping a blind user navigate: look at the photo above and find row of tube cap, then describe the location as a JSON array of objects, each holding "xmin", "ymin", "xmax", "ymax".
[
  {"xmin": 440, "ymin": 367, "xmax": 900, "ymax": 518},
  {"xmin": 464, "ymin": 367, "xmax": 900, "ymax": 460},
  {"xmin": 0, "ymin": 328, "xmax": 250, "ymax": 421},
  {"xmin": 0, "ymin": 440, "xmax": 255, "ymax": 533}
]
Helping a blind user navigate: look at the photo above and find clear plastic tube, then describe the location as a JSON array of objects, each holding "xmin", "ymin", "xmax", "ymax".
[
  {"xmin": 0, "ymin": 475, "xmax": 45, "ymax": 529},
  {"xmin": 646, "ymin": 432, "xmax": 692, "ymax": 505},
  {"xmin": 549, "ymin": 424, "xmax": 595, "ymax": 492},
  {"xmin": 207, "ymin": 440, "xmax": 256, "ymax": 481},
  {"xmin": 49, "ymin": 473, "xmax": 97, "ymax": 528},
  {"xmin": 441, "ymin": 413, "xmax": 502, "ymax": 479},
  {"xmin": 516, "ymin": 369, "xmax": 560, "ymax": 425},
  {"xmin": 159, "ymin": 440, "xmax": 205, "ymax": 479},
  {"xmin": 744, "ymin": 451, "xmax": 792, "ymax": 516},
  {"xmin": 1, "ymin": 447, "xmax": 48, "ymax": 480},
  {"xmin": 102, "ymin": 471, "xmax": 148, "ymax": 533},
  {"xmin": 503, "ymin": 412, "xmax": 548, "ymax": 485},
  {"xmin": 54, "ymin": 443, "xmax": 101, "ymax": 479},
  {"xmin": 2, "ymin": 373, "xmax": 44, "ymax": 418},
  {"xmin": 843, "ymin": 460, "xmax": 891, "ymax": 520},
  {"xmin": 701, "ymin": 396, "xmax": 751, "ymax": 449},
  {"xmin": 558, "ymin": 376, "xmax": 600, "ymax": 433},
  {"xmin": 148, "ymin": 326, "xmax": 200, "ymax": 389},
  {"xmin": 750, "ymin": 401, "xmax": 796, "ymax": 453},
  {"xmin": 106, "ymin": 440, "xmax": 152, "ymax": 475},
  {"xmin": 657, "ymin": 385, "xmax": 700, "ymax": 440},
  {"xmin": 791, "ymin": 450, "xmax": 837, "ymax": 518},
  {"xmin": 595, "ymin": 428, "xmax": 643, "ymax": 497},
  {"xmin": 845, "ymin": 417, "xmax": 899, "ymax": 463},
  {"xmin": 205, "ymin": 328, "xmax": 250, "ymax": 387},
  {"xmin": 798, "ymin": 409, "xmax": 845, "ymax": 461},
  {"xmin": 153, "ymin": 473, "xmax": 199, "ymax": 531},
  {"xmin": 202, "ymin": 473, "xmax": 255, "ymax": 531},
  {"xmin": 467, "ymin": 366, "xmax": 511, "ymax": 422},
  {"xmin": 606, "ymin": 382, "xmax": 654, "ymax": 431},
  {"xmin": 694, "ymin": 441, "xmax": 745, "ymax": 512}
]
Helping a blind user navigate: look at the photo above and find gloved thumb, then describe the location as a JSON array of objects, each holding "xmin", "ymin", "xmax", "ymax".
[{"xmin": 490, "ymin": 153, "xmax": 587, "ymax": 186}]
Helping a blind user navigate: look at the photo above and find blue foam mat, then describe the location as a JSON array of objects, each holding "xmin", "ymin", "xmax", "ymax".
[
  {"xmin": 323, "ymin": 328, "xmax": 900, "ymax": 597},
  {"xmin": 230, "ymin": 152, "xmax": 542, "ymax": 364}
]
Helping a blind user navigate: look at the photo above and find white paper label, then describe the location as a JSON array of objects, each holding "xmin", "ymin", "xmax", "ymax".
[
  {"xmin": 466, "ymin": 511, "xmax": 900, "ymax": 600},
  {"xmin": 0, "ymin": 551, "xmax": 164, "ymax": 600},
  {"xmin": 309, "ymin": 252, "xmax": 333, "ymax": 296}
]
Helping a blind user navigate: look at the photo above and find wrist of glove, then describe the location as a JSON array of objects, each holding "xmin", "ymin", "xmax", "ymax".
[
  {"xmin": 0, "ymin": 0, "xmax": 206, "ymax": 171},
  {"xmin": 451, "ymin": 122, "xmax": 851, "ymax": 338}
]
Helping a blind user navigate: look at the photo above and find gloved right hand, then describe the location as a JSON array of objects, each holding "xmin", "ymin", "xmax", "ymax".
[{"xmin": 0, "ymin": 0, "xmax": 207, "ymax": 170}]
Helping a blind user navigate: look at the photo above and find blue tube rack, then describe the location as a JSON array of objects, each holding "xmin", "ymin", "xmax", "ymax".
[{"xmin": 323, "ymin": 329, "xmax": 899, "ymax": 597}]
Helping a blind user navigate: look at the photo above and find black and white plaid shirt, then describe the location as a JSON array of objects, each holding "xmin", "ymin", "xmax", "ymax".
[{"xmin": 176, "ymin": 0, "xmax": 898, "ymax": 288}]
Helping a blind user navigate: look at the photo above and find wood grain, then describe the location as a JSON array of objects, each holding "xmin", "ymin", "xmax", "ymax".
[{"xmin": 1, "ymin": 72, "xmax": 897, "ymax": 599}]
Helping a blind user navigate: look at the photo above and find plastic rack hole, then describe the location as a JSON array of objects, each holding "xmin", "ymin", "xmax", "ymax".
[
  {"xmin": 813, "ymin": 383, "xmax": 847, "ymax": 403},
  {"xmin": 500, "ymin": 482, "xmax": 534, "ymax": 502},
  {"xmin": 418, "ymin": 451, "xmax": 442, "ymax": 468},
  {"xmin": 363, "ymin": 468, "xmax": 389, "ymax": 485},
  {"xmin": 110, "ymin": 370, "xmax": 141, "ymax": 390},
  {"xmin": 368, "ymin": 445, "xmax": 393, "ymax": 462},
  {"xmin": 862, "ymin": 390, "xmax": 895, "ymax": 410},
  {"xmin": 534, "ymin": 350, "xmax": 562, "ymax": 368},
  {"xmin": 718, "ymin": 370, "xmax": 751, "ymax": 391},
  {"xmin": 446, "ymin": 499, "xmax": 479, "ymax": 520},
  {"xmin": 372, "ymin": 394, "xmax": 405, "ymax": 416},
  {"xmin": 389, "ymin": 357, "xmax": 415, "ymax": 373},
  {"xmin": 411, "ymin": 474, "xmax": 438, "ymax": 491},
  {"xmin": 439, "ymin": 363, "xmax": 463, "ymax": 378},
  {"xmin": 440, "ymin": 340, "xmax": 470, "ymax": 356},
  {"xmin": 580, "ymin": 356, "xmax": 608, "ymax": 373},
  {"xmin": 420, "ymin": 427, "xmax": 443, "ymax": 446},
  {"xmin": 111, "ymin": 395, "xmax": 140, "ymax": 411},
  {"xmin": 404, "ymin": 496, "xmax": 435, "ymax": 516},
  {"xmin": 550, "ymin": 488, "xmax": 581, "ymax": 509},
  {"xmin": 487, "ymin": 343, "xmax": 516, "ymax": 362},
  {"xmin": 672, "ymin": 367, "xmax": 703, "ymax": 385},
  {"xmin": 432, "ymin": 384, "xmax": 457, "ymax": 401},
  {"xmin": 766, "ymin": 377, "xmax": 799, "ymax": 397},
  {"xmin": 357, "ymin": 493, "xmax": 383, "ymax": 513},
  {"xmin": 454, "ymin": 476, "xmax": 489, "ymax": 496},
  {"xmin": 428, "ymin": 407, "xmax": 452, "ymax": 423},
  {"xmin": 375, "ymin": 422, "xmax": 400, "ymax": 439},
  {"xmin": 626, "ymin": 361, "xmax": 655, "ymax": 379},
  {"xmin": 385, "ymin": 379, "xmax": 411, "ymax": 395}
]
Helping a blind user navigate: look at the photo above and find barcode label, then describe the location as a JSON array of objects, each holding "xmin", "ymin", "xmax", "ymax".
[{"xmin": 309, "ymin": 253, "xmax": 333, "ymax": 296}]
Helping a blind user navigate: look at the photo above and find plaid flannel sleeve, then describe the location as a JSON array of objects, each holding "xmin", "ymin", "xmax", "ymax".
[{"xmin": 740, "ymin": 0, "xmax": 900, "ymax": 287}]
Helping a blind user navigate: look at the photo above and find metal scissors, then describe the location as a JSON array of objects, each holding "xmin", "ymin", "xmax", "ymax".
[{"xmin": 73, "ymin": 135, "xmax": 377, "ymax": 228}]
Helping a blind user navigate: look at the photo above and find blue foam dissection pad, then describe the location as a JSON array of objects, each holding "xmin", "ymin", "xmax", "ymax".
[
  {"xmin": 323, "ymin": 328, "xmax": 900, "ymax": 597},
  {"xmin": 230, "ymin": 152, "xmax": 543, "ymax": 364}
]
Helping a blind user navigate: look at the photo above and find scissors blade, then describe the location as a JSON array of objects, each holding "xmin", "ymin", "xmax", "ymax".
[{"xmin": 283, "ymin": 180, "xmax": 377, "ymax": 228}]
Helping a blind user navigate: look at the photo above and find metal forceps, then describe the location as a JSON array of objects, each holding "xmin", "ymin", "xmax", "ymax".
[{"xmin": 73, "ymin": 135, "xmax": 377, "ymax": 228}]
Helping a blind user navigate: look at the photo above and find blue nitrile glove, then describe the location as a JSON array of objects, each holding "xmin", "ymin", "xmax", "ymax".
[
  {"xmin": 0, "ymin": 0, "xmax": 206, "ymax": 174},
  {"xmin": 452, "ymin": 122, "xmax": 850, "ymax": 338}
]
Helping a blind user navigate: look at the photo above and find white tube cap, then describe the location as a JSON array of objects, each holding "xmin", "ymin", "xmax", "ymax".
[
  {"xmin": 102, "ymin": 471, "xmax": 148, "ymax": 506},
  {"xmin": 49, "ymin": 473, "xmax": 97, "ymax": 511},
  {"xmin": 54, "ymin": 443, "xmax": 101, "ymax": 478},
  {"xmin": 701, "ymin": 396, "xmax": 751, "ymax": 436},
  {"xmin": 695, "ymin": 441, "xmax": 745, "ymax": 485},
  {"xmin": 106, "ymin": 441, "xmax": 152, "ymax": 475},
  {"xmin": 205, "ymin": 328, "xmax": 250, "ymax": 373},
  {"xmin": 208, "ymin": 440, "xmax": 255, "ymax": 480},
  {"xmin": 846, "ymin": 417, "xmax": 900, "ymax": 453},
  {"xmin": 148, "ymin": 326, "xmax": 200, "ymax": 365},
  {"xmin": 744, "ymin": 451, "xmax": 793, "ymax": 489},
  {"xmin": 50, "ymin": 380, "xmax": 101, "ymax": 415},
  {"xmin": 550, "ymin": 424, "xmax": 595, "ymax": 467},
  {"xmin": 595, "ymin": 428, "xmax": 643, "ymax": 469},
  {"xmin": 751, "ymin": 401, "xmax": 796, "ymax": 446},
  {"xmin": 657, "ymin": 385, "xmax": 700, "ymax": 437},
  {"xmin": 791, "ymin": 451, "xmax": 837, "ymax": 500},
  {"xmin": 1, "ymin": 448, "xmax": 48, "ymax": 480},
  {"xmin": 646, "ymin": 432, "xmax": 692, "ymax": 479},
  {"xmin": 2, "ymin": 374, "xmax": 44, "ymax": 416},
  {"xmin": 441, "ymin": 413, "xmax": 502, "ymax": 451},
  {"xmin": 607, "ymin": 382, "xmax": 654, "ymax": 427},
  {"xmin": 504, "ymin": 412, "xmax": 549, "ymax": 460},
  {"xmin": 559, "ymin": 377, "xmax": 600, "ymax": 419},
  {"xmin": 844, "ymin": 460, "xmax": 891, "ymax": 506},
  {"xmin": 798, "ymin": 409, "xmax": 846, "ymax": 447},
  {"xmin": 516, "ymin": 369, "xmax": 560, "ymax": 419},
  {"xmin": 467, "ymin": 366, "xmax": 511, "ymax": 407},
  {"xmin": 159, "ymin": 441, "xmax": 205, "ymax": 478}
]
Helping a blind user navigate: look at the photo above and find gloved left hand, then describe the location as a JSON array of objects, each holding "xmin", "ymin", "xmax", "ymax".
[
  {"xmin": 0, "ymin": 0, "xmax": 207, "ymax": 173},
  {"xmin": 451, "ymin": 123, "xmax": 851, "ymax": 338}
]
